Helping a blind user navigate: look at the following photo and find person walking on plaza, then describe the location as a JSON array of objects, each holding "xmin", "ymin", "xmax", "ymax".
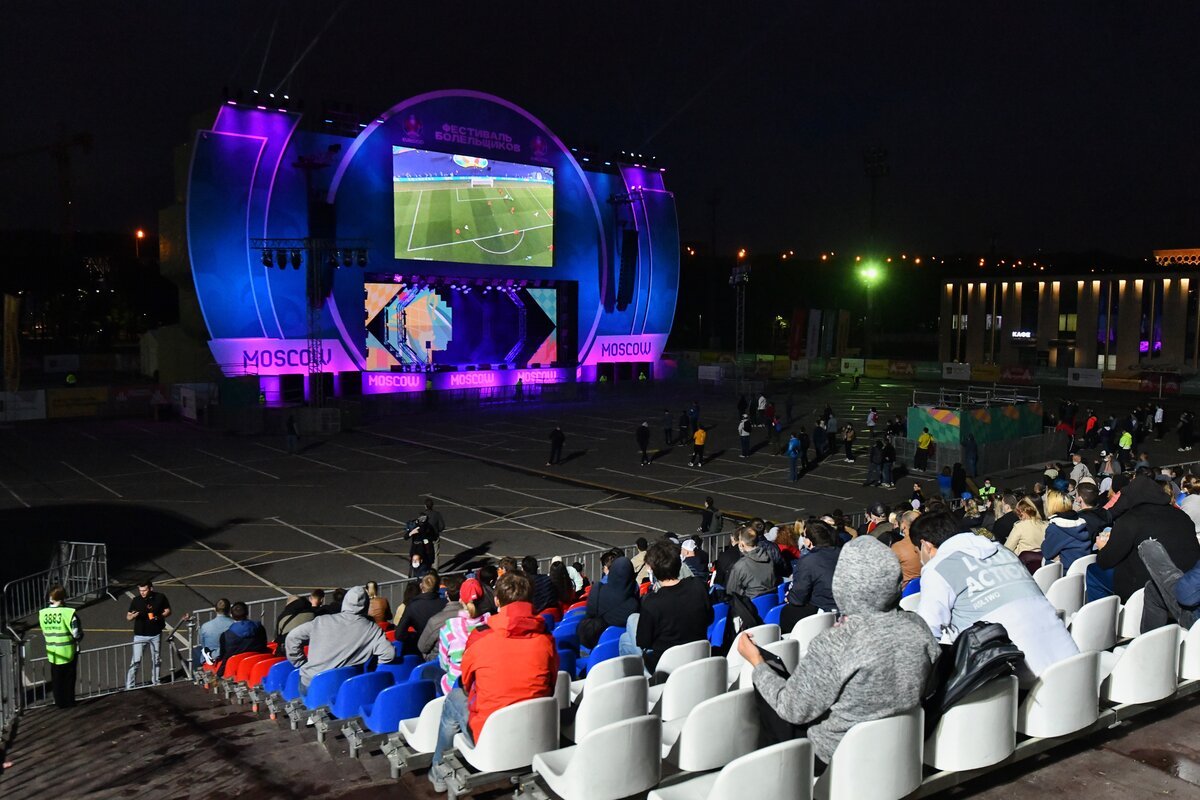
[
  {"xmin": 40, "ymin": 585, "xmax": 83, "ymax": 708},
  {"xmin": 547, "ymin": 425, "xmax": 566, "ymax": 465},
  {"xmin": 914, "ymin": 427, "xmax": 933, "ymax": 471},
  {"xmin": 881, "ymin": 436, "xmax": 897, "ymax": 488},
  {"xmin": 690, "ymin": 426, "xmax": 707, "ymax": 467},
  {"xmin": 126, "ymin": 580, "xmax": 170, "ymax": 689},
  {"xmin": 286, "ymin": 414, "xmax": 300, "ymax": 454},
  {"xmin": 756, "ymin": 393, "xmax": 768, "ymax": 427},
  {"xmin": 842, "ymin": 423, "xmax": 857, "ymax": 462},
  {"xmin": 636, "ymin": 421, "xmax": 652, "ymax": 466},
  {"xmin": 812, "ymin": 420, "xmax": 828, "ymax": 463},
  {"xmin": 866, "ymin": 407, "xmax": 878, "ymax": 437},
  {"xmin": 662, "ymin": 408, "xmax": 674, "ymax": 446},
  {"xmin": 678, "ymin": 410, "xmax": 690, "ymax": 446},
  {"xmin": 738, "ymin": 414, "xmax": 752, "ymax": 458},
  {"xmin": 786, "ymin": 432, "xmax": 803, "ymax": 482}
]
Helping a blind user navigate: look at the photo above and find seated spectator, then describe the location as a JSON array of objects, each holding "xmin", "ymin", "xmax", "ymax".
[
  {"xmin": 860, "ymin": 502, "xmax": 893, "ymax": 540},
  {"xmin": 418, "ymin": 575, "xmax": 467, "ymax": 659},
  {"xmin": 1178, "ymin": 474, "xmax": 1200, "ymax": 535},
  {"xmin": 365, "ymin": 581, "xmax": 392, "ymax": 629},
  {"xmin": 547, "ymin": 560, "xmax": 578, "ymax": 610},
  {"xmin": 892, "ymin": 510, "xmax": 922, "ymax": 587},
  {"xmin": 475, "ymin": 564, "xmax": 499, "ymax": 616},
  {"xmin": 427, "ymin": 573, "xmax": 557, "ymax": 792},
  {"xmin": 275, "ymin": 589, "xmax": 324, "ymax": 647},
  {"xmin": 780, "ymin": 519, "xmax": 840, "ymax": 632},
  {"xmin": 1096, "ymin": 474, "xmax": 1200, "ymax": 601},
  {"xmin": 758, "ymin": 528, "xmax": 790, "ymax": 580},
  {"xmin": 285, "ymin": 586, "xmax": 394, "ymax": 694},
  {"xmin": 1004, "ymin": 497, "xmax": 1047, "ymax": 573},
  {"xmin": 680, "ymin": 538, "xmax": 707, "ymax": 579},
  {"xmin": 710, "ymin": 531, "xmax": 742, "ymax": 599},
  {"xmin": 580, "ymin": 555, "xmax": 639, "ymax": 649},
  {"xmin": 726, "ymin": 526, "xmax": 779, "ymax": 600},
  {"xmin": 571, "ymin": 561, "xmax": 591, "ymax": 592},
  {"xmin": 216, "ymin": 601, "xmax": 269, "ymax": 675},
  {"xmin": 1139, "ymin": 540, "xmax": 1200, "ymax": 630},
  {"xmin": 391, "ymin": 583, "xmax": 420, "ymax": 629},
  {"xmin": 621, "ymin": 539, "xmax": 712, "ymax": 672},
  {"xmin": 197, "ymin": 598, "xmax": 232, "ymax": 667},
  {"xmin": 318, "ymin": 588, "xmax": 347, "ymax": 616},
  {"xmin": 990, "ymin": 494, "xmax": 1019, "ymax": 543},
  {"xmin": 522, "ymin": 556, "xmax": 558, "ymax": 613},
  {"xmin": 742, "ymin": 535, "xmax": 940, "ymax": 773},
  {"xmin": 911, "ymin": 511, "xmax": 1078, "ymax": 677},
  {"xmin": 552, "ymin": 556, "xmax": 584, "ymax": 593},
  {"xmin": 630, "ymin": 537, "xmax": 651, "ymax": 584},
  {"xmin": 774, "ymin": 524, "xmax": 803, "ymax": 564},
  {"xmin": 395, "ymin": 574, "xmax": 447, "ymax": 655},
  {"xmin": 435, "ymin": 578, "xmax": 492, "ymax": 695},
  {"xmin": 1041, "ymin": 489, "xmax": 1092, "ymax": 571}
]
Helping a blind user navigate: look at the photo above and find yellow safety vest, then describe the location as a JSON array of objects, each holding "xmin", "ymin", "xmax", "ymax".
[{"xmin": 39, "ymin": 606, "xmax": 77, "ymax": 665}]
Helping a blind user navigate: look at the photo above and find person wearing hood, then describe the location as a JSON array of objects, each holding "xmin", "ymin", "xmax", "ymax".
[
  {"xmin": 1096, "ymin": 474, "xmax": 1200, "ymax": 601},
  {"xmin": 428, "ymin": 572, "xmax": 557, "ymax": 792},
  {"xmin": 580, "ymin": 555, "xmax": 639, "ymax": 649},
  {"xmin": 396, "ymin": 574, "xmax": 448, "ymax": 655},
  {"xmin": 780, "ymin": 519, "xmax": 841, "ymax": 632},
  {"xmin": 1041, "ymin": 490, "xmax": 1092, "ymax": 571},
  {"xmin": 740, "ymin": 535, "xmax": 939, "ymax": 771},
  {"xmin": 284, "ymin": 585, "xmax": 395, "ymax": 692},
  {"xmin": 911, "ymin": 511, "xmax": 1078, "ymax": 678},
  {"xmin": 726, "ymin": 527, "xmax": 779, "ymax": 599}
]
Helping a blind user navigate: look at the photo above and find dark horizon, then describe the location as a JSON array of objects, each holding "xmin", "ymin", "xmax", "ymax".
[{"xmin": 3, "ymin": 3, "xmax": 1199, "ymax": 259}]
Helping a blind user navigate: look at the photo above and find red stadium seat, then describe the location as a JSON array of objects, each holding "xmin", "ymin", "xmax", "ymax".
[
  {"xmin": 220, "ymin": 652, "xmax": 257, "ymax": 679},
  {"xmin": 266, "ymin": 642, "xmax": 278, "ymax": 654},
  {"xmin": 639, "ymin": 582, "xmax": 653, "ymax": 596},
  {"xmin": 234, "ymin": 653, "xmax": 275, "ymax": 684},
  {"xmin": 385, "ymin": 629, "xmax": 397, "ymax": 643},
  {"xmin": 247, "ymin": 656, "xmax": 286, "ymax": 688},
  {"xmin": 567, "ymin": 600, "xmax": 588, "ymax": 613}
]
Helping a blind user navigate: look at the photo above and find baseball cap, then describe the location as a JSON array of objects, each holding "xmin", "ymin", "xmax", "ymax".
[
  {"xmin": 680, "ymin": 538, "xmax": 697, "ymax": 552},
  {"xmin": 459, "ymin": 578, "xmax": 485, "ymax": 605},
  {"xmin": 764, "ymin": 527, "xmax": 779, "ymax": 542},
  {"xmin": 960, "ymin": 491, "xmax": 973, "ymax": 501}
]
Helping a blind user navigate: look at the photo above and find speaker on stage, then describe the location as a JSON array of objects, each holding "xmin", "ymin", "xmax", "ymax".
[{"xmin": 616, "ymin": 229, "xmax": 638, "ymax": 310}]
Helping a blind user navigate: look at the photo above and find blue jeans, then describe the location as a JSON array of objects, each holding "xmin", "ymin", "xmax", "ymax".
[
  {"xmin": 740, "ymin": 436, "xmax": 750, "ymax": 457},
  {"xmin": 882, "ymin": 462, "xmax": 894, "ymax": 485},
  {"xmin": 789, "ymin": 456, "xmax": 799, "ymax": 482},
  {"xmin": 1086, "ymin": 564, "xmax": 1115, "ymax": 603},
  {"xmin": 433, "ymin": 688, "xmax": 472, "ymax": 766},
  {"xmin": 127, "ymin": 634, "xmax": 161, "ymax": 689}
]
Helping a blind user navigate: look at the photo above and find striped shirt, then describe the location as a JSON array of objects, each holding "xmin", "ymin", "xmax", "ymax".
[{"xmin": 437, "ymin": 610, "xmax": 490, "ymax": 695}]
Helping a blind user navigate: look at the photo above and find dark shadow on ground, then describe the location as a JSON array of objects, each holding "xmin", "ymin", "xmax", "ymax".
[
  {"xmin": 437, "ymin": 543, "xmax": 494, "ymax": 574},
  {"xmin": 557, "ymin": 450, "xmax": 588, "ymax": 465},
  {"xmin": 651, "ymin": 448, "xmax": 674, "ymax": 462}
]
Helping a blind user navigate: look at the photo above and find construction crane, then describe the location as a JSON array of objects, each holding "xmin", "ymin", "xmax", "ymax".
[{"xmin": 0, "ymin": 132, "xmax": 93, "ymax": 242}]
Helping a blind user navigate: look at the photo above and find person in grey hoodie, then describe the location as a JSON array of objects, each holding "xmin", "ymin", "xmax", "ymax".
[
  {"xmin": 740, "ymin": 535, "xmax": 939, "ymax": 769},
  {"xmin": 725, "ymin": 527, "xmax": 779, "ymax": 600},
  {"xmin": 285, "ymin": 585, "xmax": 395, "ymax": 692}
]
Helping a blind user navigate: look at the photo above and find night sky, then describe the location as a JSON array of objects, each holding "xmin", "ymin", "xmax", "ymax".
[{"xmin": 3, "ymin": 2, "xmax": 1199, "ymax": 258}]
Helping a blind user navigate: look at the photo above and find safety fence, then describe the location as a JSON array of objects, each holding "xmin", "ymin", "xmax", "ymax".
[
  {"xmin": 2, "ymin": 542, "xmax": 108, "ymax": 636},
  {"xmin": 20, "ymin": 634, "xmax": 189, "ymax": 708}
]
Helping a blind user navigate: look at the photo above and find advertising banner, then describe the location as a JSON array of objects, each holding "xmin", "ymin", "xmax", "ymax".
[
  {"xmin": 209, "ymin": 338, "xmax": 361, "ymax": 376},
  {"xmin": 1067, "ymin": 368, "xmax": 1102, "ymax": 389},
  {"xmin": 1139, "ymin": 373, "xmax": 1180, "ymax": 395},
  {"xmin": 971, "ymin": 364, "xmax": 1001, "ymax": 382},
  {"xmin": 179, "ymin": 387, "xmax": 198, "ymax": 421},
  {"xmin": 1000, "ymin": 365, "xmax": 1034, "ymax": 384},
  {"xmin": 840, "ymin": 358, "xmax": 864, "ymax": 376},
  {"xmin": 864, "ymin": 359, "xmax": 890, "ymax": 379},
  {"xmin": 0, "ymin": 390, "xmax": 46, "ymax": 421},
  {"xmin": 46, "ymin": 387, "xmax": 109, "ymax": 418},
  {"xmin": 888, "ymin": 361, "xmax": 916, "ymax": 378},
  {"xmin": 942, "ymin": 363, "xmax": 971, "ymax": 381}
]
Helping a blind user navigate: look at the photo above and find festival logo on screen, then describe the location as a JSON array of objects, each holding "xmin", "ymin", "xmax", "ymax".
[
  {"xmin": 401, "ymin": 114, "xmax": 424, "ymax": 145},
  {"xmin": 530, "ymin": 135, "xmax": 549, "ymax": 163},
  {"xmin": 435, "ymin": 123, "xmax": 520, "ymax": 154}
]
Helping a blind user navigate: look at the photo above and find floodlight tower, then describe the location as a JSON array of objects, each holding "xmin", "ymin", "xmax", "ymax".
[
  {"xmin": 859, "ymin": 263, "xmax": 882, "ymax": 358},
  {"xmin": 730, "ymin": 248, "xmax": 750, "ymax": 391}
]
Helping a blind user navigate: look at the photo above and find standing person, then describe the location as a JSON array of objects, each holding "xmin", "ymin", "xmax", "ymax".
[
  {"xmin": 698, "ymin": 497, "xmax": 720, "ymax": 534},
  {"xmin": 687, "ymin": 401, "xmax": 700, "ymax": 433},
  {"xmin": 770, "ymin": 414, "xmax": 784, "ymax": 452},
  {"xmin": 1178, "ymin": 410, "xmax": 1195, "ymax": 453},
  {"xmin": 797, "ymin": 426, "xmax": 811, "ymax": 472},
  {"xmin": 786, "ymin": 432, "xmax": 803, "ymax": 482},
  {"xmin": 125, "ymin": 581, "xmax": 170, "ymax": 690},
  {"xmin": 964, "ymin": 434, "xmax": 979, "ymax": 478},
  {"xmin": 914, "ymin": 428, "xmax": 933, "ymax": 472},
  {"xmin": 1154, "ymin": 403, "xmax": 1166, "ymax": 440},
  {"xmin": 662, "ymin": 408, "xmax": 674, "ymax": 447},
  {"xmin": 866, "ymin": 407, "xmax": 878, "ymax": 437},
  {"xmin": 690, "ymin": 426, "xmax": 707, "ymax": 468},
  {"xmin": 286, "ymin": 414, "xmax": 300, "ymax": 454},
  {"xmin": 547, "ymin": 426, "xmax": 565, "ymax": 465},
  {"xmin": 1118, "ymin": 427, "xmax": 1134, "ymax": 468},
  {"xmin": 738, "ymin": 414, "xmax": 752, "ymax": 458},
  {"xmin": 419, "ymin": 498, "xmax": 446, "ymax": 569},
  {"xmin": 863, "ymin": 439, "xmax": 883, "ymax": 486},
  {"xmin": 811, "ymin": 421, "xmax": 827, "ymax": 463},
  {"xmin": 881, "ymin": 436, "xmax": 896, "ymax": 488},
  {"xmin": 842, "ymin": 423, "xmax": 856, "ymax": 462},
  {"xmin": 678, "ymin": 410, "xmax": 690, "ymax": 446},
  {"xmin": 636, "ymin": 421, "xmax": 652, "ymax": 466},
  {"xmin": 756, "ymin": 393, "xmax": 768, "ymax": 426},
  {"xmin": 737, "ymin": 394, "xmax": 749, "ymax": 420},
  {"xmin": 39, "ymin": 586, "xmax": 83, "ymax": 708}
]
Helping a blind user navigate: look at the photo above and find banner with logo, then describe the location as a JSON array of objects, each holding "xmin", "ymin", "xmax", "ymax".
[
  {"xmin": 0, "ymin": 390, "xmax": 46, "ymax": 421},
  {"xmin": 840, "ymin": 358, "xmax": 864, "ymax": 376},
  {"xmin": 864, "ymin": 359, "xmax": 890, "ymax": 379},
  {"xmin": 1067, "ymin": 368, "xmax": 1102, "ymax": 389},
  {"xmin": 1000, "ymin": 365, "xmax": 1034, "ymax": 385},
  {"xmin": 46, "ymin": 387, "xmax": 109, "ymax": 418},
  {"xmin": 971, "ymin": 363, "xmax": 1001, "ymax": 382},
  {"xmin": 942, "ymin": 363, "xmax": 971, "ymax": 381},
  {"xmin": 888, "ymin": 361, "xmax": 915, "ymax": 378}
]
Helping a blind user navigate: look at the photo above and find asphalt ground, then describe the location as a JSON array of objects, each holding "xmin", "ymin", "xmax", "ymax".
[{"xmin": 2, "ymin": 376, "xmax": 1197, "ymax": 654}]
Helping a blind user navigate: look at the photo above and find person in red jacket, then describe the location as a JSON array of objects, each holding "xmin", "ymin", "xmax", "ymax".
[{"xmin": 428, "ymin": 572, "xmax": 558, "ymax": 792}]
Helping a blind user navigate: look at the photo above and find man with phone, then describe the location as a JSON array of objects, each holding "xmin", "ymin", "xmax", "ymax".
[{"xmin": 126, "ymin": 580, "xmax": 171, "ymax": 689}]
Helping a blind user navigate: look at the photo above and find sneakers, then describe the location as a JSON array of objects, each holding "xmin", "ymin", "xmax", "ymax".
[
  {"xmin": 201, "ymin": 647, "xmax": 215, "ymax": 666},
  {"xmin": 428, "ymin": 763, "xmax": 449, "ymax": 793}
]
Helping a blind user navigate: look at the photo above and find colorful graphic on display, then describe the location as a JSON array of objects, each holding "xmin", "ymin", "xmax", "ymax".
[
  {"xmin": 364, "ymin": 284, "xmax": 453, "ymax": 369},
  {"xmin": 392, "ymin": 146, "xmax": 554, "ymax": 267}
]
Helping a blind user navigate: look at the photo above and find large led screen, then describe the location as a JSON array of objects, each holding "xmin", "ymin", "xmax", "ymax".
[{"xmin": 392, "ymin": 147, "xmax": 554, "ymax": 267}]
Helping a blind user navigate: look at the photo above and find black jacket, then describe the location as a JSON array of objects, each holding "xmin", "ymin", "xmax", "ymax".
[
  {"xmin": 396, "ymin": 591, "xmax": 446, "ymax": 653},
  {"xmin": 1099, "ymin": 477, "xmax": 1200, "ymax": 601},
  {"xmin": 585, "ymin": 557, "xmax": 639, "ymax": 629},
  {"xmin": 786, "ymin": 547, "xmax": 840, "ymax": 612}
]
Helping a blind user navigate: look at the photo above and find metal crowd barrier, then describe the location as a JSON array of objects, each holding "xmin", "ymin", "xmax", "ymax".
[{"xmin": 2, "ymin": 542, "xmax": 108, "ymax": 636}]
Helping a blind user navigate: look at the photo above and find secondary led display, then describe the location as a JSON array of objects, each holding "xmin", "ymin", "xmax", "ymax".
[{"xmin": 392, "ymin": 146, "xmax": 554, "ymax": 267}]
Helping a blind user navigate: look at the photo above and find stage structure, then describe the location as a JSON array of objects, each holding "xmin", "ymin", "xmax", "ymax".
[{"xmin": 184, "ymin": 90, "xmax": 679, "ymax": 402}]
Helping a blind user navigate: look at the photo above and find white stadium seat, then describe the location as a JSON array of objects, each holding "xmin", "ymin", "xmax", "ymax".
[
  {"xmin": 1066, "ymin": 553, "xmax": 1098, "ymax": 578},
  {"xmin": 1179, "ymin": 621, "xmax": 1200, "ymax": 681},
  {"xmin": 1117, "ymin": 588, "xmax": 1146, "ymax": 639},
  {"xmin": 567, "ymin": 675, "xmax": 647, "ymax": 743},
  {"xmin": 898, "ymin": 593, "xmax": 921, "ymax": 612},
  {"xmin": 533, "ymin": 715, "xmax": 662, "ymax": 800},
  {"xmin": 1069, "ymin": 596, "xmax": 1119, "ymax": 652},
  {"xmin": 649, "ymin": 739, "xmax": 814, "ymax": 800},
  {"xmin": 661, "ymin": 687, "xmax": 762, "ymax": 772},
  {"xmin": 787, "ymin": 612, "xmax": 836, "ymax": 656},
  {"xmin": 648, "ymin": 656, "xmax": 726, "ymax": 722},
  {"xmin": 738, "ymin": 637, "xmax": 799, "ymax": 688},
  {"xmin": 1033, "ymin": 562, "xmax": 1063, "ymax": 595},
  {"xmin": 1099, "ymin": 624, "xmax": 1181, "ymax": 705},
  {"xmin": 814, "ymin": 708, "xmax": 924, "ymax": 800},
  {"xmin": 1045, "ymin": 574, "xmax": 1085, "ymax": 622},
  {"xmin": 569, "ymin": 654, "xmax": 643, "ymax": 703},
  {"xmin": 652, "ymin": 640, "xmax": 711, "ymax": 682},
  {"xmin": 1017, "ymin": 651, "xmax": 1101, "ymax": 738},
  {"xmin": 924, "ymin": 675, "xmax": 1018, "ymax": 771},
  {"xmin": 726, "ymin": 624, "xmax": 780, "ymax": 685},
  {"xmin": 398, "ymin": 695, "xmax": 444, "ymax": 753},
  {"xmin": 453, "ymin": 696, "xmax": 559, "ymax": 773}
]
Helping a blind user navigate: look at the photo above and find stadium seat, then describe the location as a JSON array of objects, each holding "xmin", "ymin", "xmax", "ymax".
[
  {"xmin": 751, "ymin": 594, "xmax": 777, "ymax": 620},
  {"xmin": 813, "ymin": 708, "xmax": 924, "ymax": 800},
  {"xmin": 576, "ymin": 638, "xmax": 620, "ymax": 678},
  {"xmin": 648, "ymin": 738, "xmax": 813, "ymax": 800},
  {"xmin": 738, "ymin": 637, "xmax": 798, "ymax": 688},
  {"xmin": 247, "ymin": 656, "xmax": 286, "ymax": 688},
  {"xmin": 361, "ymin": 680, "xmax": 438, "ymax": 735},
  {"xmin": 569, "ymin": 654, "xmax": 643, "ymax": 703},
  {"xmin": 787, "ymin": 612, "xmax": 835, "ymax": 657},
  {"xmin": 707, "ymin": 616, "xmax": 726, "ymax": 649},
  {"xmin": 1180, "ymin": 621, "xmax": 1200, "ymax": 681},
  {"xmin": 234, "ymin": 653, "xmax": 275, "ymax": 684},
  {"xmin": 452, "ymin": 696, "xmax": 560, "ymax": 772},
  {"xmin": 566, "ymin": 675, "xmax": 647, "ymax": 742},
  {"xmin": 1066, "ymin": 553, "xmax": 1098, "ymax": 578},
  {"xmin": 924, "ymin": 675, "xmax": 1018, "ymax": 771},
  {"xmin": 557, "ymin": 648, "xmax": 578, "ymax": 680},
  {"xmin": 1069, "ymin": 596, "xmax": 1119, "ymax": 652},
  {"xmin": 661, "ymin": 687, "xmax": 762, "ymax": 772},
  {"xmin": 554, "ymin": 670, "xmax": 571, "ymax": 711},
  {"xmin": 1117, "ymin": 588, "xmax": 1146, "ymax": 639},
  {"xmin": 726, "ymin": 624, "xmax": 781, "ymax": 685},
  {"xmin": 375, "ymin": 654, "xmax": 423, "ymax": 683},
  {"xmin": 553, "ymin": 620, "xmax": 581, "ymax": 653},
  {"xmin": 399, "ymin": 695, "xmax": 445, "ymax": 753},
  {"xmin": 280, "ymin": 668, "xmax": 303, "ymax": 702},
  {"xmin": 1033, "ymin": 562, "xmax": 1063, "ymax": 595},
  {"xmin": 533, "ymin": 715, "xmax": 662, "ymax": 800},
  {"xmin": 649, "ymin": 656, "xmax": 726, "ymax": 721},
  {"xmin": 898, "ymin": 592, "xmax": 921, "ymax": 612},
  {"xmin": 764, "ymin": 604, "xmax": 784, "ymax": 627},
  {"xmin": 900, "ymin": 578, "xmax": 921, "ymax": 598},
  {"xmin": 218, "ymin": 652, "xmax": 257, "ymax": 682},
  {"xmin": 566, "ymin": 601, "xmax": 588, "ymax": 616},
  {"xmin": 408, "ymin": 660, "xmax": 445, "ymax": 687},
  {"xmin": 541, "ymin": 612, "xmax": 557, "ymax": 632},
  {"xmin": 303, "ymin": 665, "xmax": 362, "ymax": 711},
  {"xmin": 710, "ymin": 603, "xmax": 729, "ymax": 622},
  {"xmin": 777, "ymin": 582, "xmax": 790, "ymax": 605},
  {"xmin": 650, "ymin": 640, "xmax": 710, "ymax": 683},
  {"xmin": 640, "ymin": 582, "xmax": 653, "ymax": 596},
  {"xmin": 1100, "ymin": 623, "xmax": 1181, "ymax": 705},
  {"xmin": 263, "ymin": 660, "xmax": 297, "ymax": 694},
  {"xmin": 1017, "ymin": 651, "xmax": 1101, "ymax": 738},
  {"xmin": 330, "ymin": 670, "xmax": 394, "ymax": 719},
  {"xmin": 1046, "ymin": 574, "xmax": 1086, "ymax": 622}
]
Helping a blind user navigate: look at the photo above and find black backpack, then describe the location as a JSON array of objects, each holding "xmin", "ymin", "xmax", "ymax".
[{"xmin": 922, "ymin": 621, "xmax": 1025, "ymax": 736}]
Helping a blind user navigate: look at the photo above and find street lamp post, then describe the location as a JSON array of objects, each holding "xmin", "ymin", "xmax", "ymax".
[
  {"xmin": 859, "ymin": 264, "xmax": 881, "ymax": 358},
  {"xmin": 134, "ymin": 228, "xmax": 145, "ymax": 259},
  {"xmin": 730, "ymin": 248, "xmax": 750, "ymax": 392}
]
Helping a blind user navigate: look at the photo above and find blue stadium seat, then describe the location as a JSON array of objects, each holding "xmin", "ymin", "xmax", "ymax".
[
  {"xmin": 263, "ymin": 660, "xmax": 297, "ymax": 694},
  {"xmin": 711, "ymin": 602, "xmax": 728, "ymax": 622},
  {"xmin": 408, "ymin": 660, "xmax": 445, "ymax": 687},
  {"xmin": 576, "ymin": 638, "xmax": 620, "ymax": 678},
  {"xmin": 557, "ymin": 648, "xmax": 578, "ymax": 679},
  {"xmin": 330, "ymin": 670, "xmax": 394, "ymax": 720},
  {"xmin": 564, "ymin": 606, "xmax": 587, "ymax": 621},
  {"xmin": 281, "ymin": 667, "xmax": 302, "ymax": 702},
  {"xmin": 541, "ymin": 612, "xmax": 557, "ymax": 632},
  {"xmin": 360, "ymin": 680, "xmax": 439, "ymax": 735},
  {"xmin": 553, "ymin": 620, "xmax": 581, "ymax": 653},
  {"xmin": 901, "ymin": 577, "xmax": 921, "ymax": 598},
  {"xmin": 752, "ymin": 594, "xmax": 777, "ymax": 621},
  {"xmin": 764, "ymin": 604, "xmax": 784, "ymax": 627},
  {"xmin": 777, "ymin": 583, "xmax": 790, "ymax": 605},
  {"xmin": 708, "ymin": 616, "xmax": 726, "ymax": 649},
  {"xmin": 302, "ymin": 666, "xmax": 363, "ymax": 711},
  {"xmin": 375, "ymin": 654, "xmax": 422, "ymax": 683}
]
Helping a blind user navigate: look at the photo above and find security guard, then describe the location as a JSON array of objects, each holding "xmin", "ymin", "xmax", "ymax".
[{"xmin": 38, "ymin": 586, "xmax": 83, "ymax": 708}]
